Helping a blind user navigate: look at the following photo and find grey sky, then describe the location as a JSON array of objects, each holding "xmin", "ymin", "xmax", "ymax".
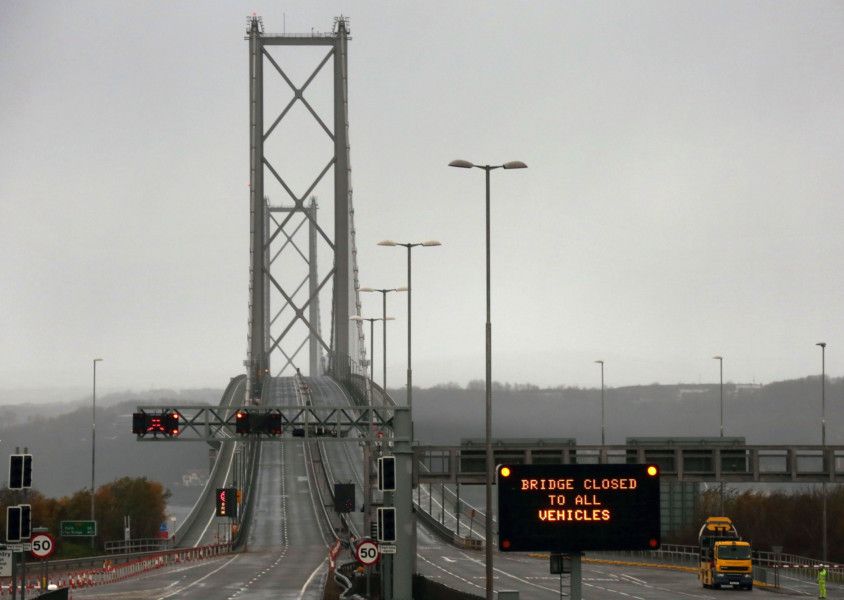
[{"xmin": 1, "ymin": 1, "xmax": 843, "ymax": 394}]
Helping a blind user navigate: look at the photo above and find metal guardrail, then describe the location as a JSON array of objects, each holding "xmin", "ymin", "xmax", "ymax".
[{"xmin": 104, "ymin": 538, "xmax": 172, "ymax": 554}]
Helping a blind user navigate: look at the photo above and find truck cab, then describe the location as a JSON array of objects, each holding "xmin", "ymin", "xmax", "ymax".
[{"xmin": 698, "ymin": 517, "xmax": 753, "ymax": 590}]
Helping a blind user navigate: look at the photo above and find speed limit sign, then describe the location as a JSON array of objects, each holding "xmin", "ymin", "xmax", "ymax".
[
  {"xmin": 30, "ymin": 533, "xmax": 56, "ymax": 559},
  {"xmin": 355, "ymin": 539, "xmax": 380, "ymax": 566}
]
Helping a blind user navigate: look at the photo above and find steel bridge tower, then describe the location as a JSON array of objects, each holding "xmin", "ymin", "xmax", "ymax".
[{"xmin": 246, "ymin": 15, "xmax": 365, "ymax": 400}]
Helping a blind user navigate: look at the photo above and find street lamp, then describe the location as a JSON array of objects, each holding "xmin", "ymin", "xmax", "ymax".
[
  {"xmin": 713, "ymin": 355, "xmax": 724, "ymax": 514},
  {"xmin": 350, "ymin": 315, "xmax": 394, "ymax": 539},
  {"xmin": 376, "ymin": 241, "xmax": 441, "ymax": 410},
  {"xmin": 359, "ymin": 287, "xmax": 407, "ymax": 392},
  {"xmin": 712, "ymin": 356, "xmax": 724, "ymax": 438},
  {"xmin": 92, "ymin": 357, "xmax": 103, "ymax": 548},
  {"xmin": 449, "ymin": 157, "xmax": 527, "ymax": 600},
  {"xmin": 817, "ymin": 341, "xmax": 827, "ymax": 563},
  {"xmin": 595, "ymin": 360, "xmax": 605, "ymax": 446}
]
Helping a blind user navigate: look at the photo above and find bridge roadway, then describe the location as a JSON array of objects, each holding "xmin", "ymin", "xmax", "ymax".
[
  {"xmin": 74, "ymin": 375, "xmax": 818, "ymax": 599},
  {"xmin": 74, "ymin": 377, "xmax": 332, "ymax": 600}
]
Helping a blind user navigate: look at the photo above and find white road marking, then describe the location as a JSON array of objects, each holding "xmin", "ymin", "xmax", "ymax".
[
  {"xmin": 155, "ymin": 554, "xmax": 240, "ymax": 599},
  {"xmin": 298, "ymin": 558, "xmax": 327, "ymax": 599}
]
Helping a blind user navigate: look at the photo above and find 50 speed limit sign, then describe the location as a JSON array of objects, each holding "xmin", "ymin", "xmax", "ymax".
[
  {"xmin": 30, "ymin": 533, "xmax": 56, "ymax": 559},
  {"xmin": 355, "ymin": 539, "xmax": 380, "ymax": 566}
]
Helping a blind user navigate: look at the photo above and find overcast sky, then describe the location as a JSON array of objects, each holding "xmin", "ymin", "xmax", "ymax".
[{"xmin": 2, "ymin": 1, "xmax": 843, "ymax": 396}]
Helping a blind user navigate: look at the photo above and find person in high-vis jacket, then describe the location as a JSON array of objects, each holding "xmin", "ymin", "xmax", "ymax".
[{"xmin": 818, "ymin": 565, "xmax": 828, "ymax": 599}]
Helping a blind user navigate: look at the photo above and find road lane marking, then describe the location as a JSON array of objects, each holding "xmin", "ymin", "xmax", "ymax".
[
  {"xmin": 620, "ymin": 573, "xmax": 648, "ymax": 586},
  {"xmin": 155, "ymin": 554, "xmax": 240, "ymax": 599},
  {"xmin": 298, "ymin": 558, "xmax": 328, "ymax": 599}
]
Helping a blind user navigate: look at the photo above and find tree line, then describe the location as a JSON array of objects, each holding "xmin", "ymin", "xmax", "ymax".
[
  {"xmin": 0, "ymin": 476, "xmax": 169, "ymax": 558},
  {"xmin": 666, "ymin": 486, "xmax": 844, "ymax": 562}
]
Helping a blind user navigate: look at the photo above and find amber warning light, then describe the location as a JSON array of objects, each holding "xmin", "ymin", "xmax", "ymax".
[{"xmin": 497, "ymin": 464, "xmax": 660, "ymax": 553}]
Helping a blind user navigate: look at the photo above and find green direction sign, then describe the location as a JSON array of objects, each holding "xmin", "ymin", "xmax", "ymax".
[{"xmin": 60, "ymin": 520, "xmax": 97, "ymax": 537}]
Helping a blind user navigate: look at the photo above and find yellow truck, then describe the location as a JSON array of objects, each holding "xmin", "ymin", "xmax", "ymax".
[{"xmin": 698, "ymin": 516, "xmax": 753, "ymax": 591}]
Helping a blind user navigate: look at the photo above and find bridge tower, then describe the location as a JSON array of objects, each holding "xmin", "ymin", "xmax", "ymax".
[{"xmin": 246, "ymin": 15, "xmax": 365, "ymax": 400}]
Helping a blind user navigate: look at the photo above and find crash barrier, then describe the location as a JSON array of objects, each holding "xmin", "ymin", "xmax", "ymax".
[
  {"xmin": 174, "ymin": 374, "xmax": 246, "ymax": 547},
  {"xmin": 328, "ymin": 540, "xmax": 342, "ymax": 571},
  {"xmin": 0, "ymin": 543, "xmax": 231, "ymax": 597}
]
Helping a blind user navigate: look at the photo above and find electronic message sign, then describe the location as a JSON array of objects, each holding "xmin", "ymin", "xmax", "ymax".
[
  {"xmin": 497, "ymin": 463, "xmax": 660, "ymax": 552},
  {"xmin": 216, "ymin": 488, "xmax": 237, "ymax": 518}
]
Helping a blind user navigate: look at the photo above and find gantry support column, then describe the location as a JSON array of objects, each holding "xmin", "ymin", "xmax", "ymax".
[
  {"xmin": 333, "ymin": 19, "xmax": 351, "ymax": 380},
  {"xmin": 248, "ymin": 16, "xmax": 267, "ymax": 400}
]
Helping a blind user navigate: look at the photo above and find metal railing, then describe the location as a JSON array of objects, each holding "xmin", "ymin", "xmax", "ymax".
[{"xmin": 104, "ymin": 538, "xmax": 172, "ymax": 554}]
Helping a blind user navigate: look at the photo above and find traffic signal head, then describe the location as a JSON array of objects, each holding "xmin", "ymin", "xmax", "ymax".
[
  {"xmin": 9, "ymin": 454, "xmax": 32, "ymax": 489},
  {"xmin": 334, "ymin": 483, "xmax": 355, "ymax": 514},
  {"xmin": 264, "ymin": 411, "xmax": 282, "ymax": 435},
  {"xmin": 235, "ymin": 410, "xmax": 251, "ymax": 434},
  {"xmin": 6, "ymin": 506, "xmax": 21, "ymax": 542},
  {"xmin": 378, "ymin": 456, "xmax": 396, "ymax": 492},
  {"xmin": 19, "ymin": 504, "xmax": 31, "ymax": 540},
  {"xmin": 378, "ymin": 507, "xmax": 396, "ymax": 542}
]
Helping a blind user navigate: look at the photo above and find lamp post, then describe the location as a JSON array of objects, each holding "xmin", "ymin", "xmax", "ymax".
[
  {"xmin": 360, "ymin": 287, "xmax": 407, "ymax": 392},
  {"xmin": 448, "ymin": 158, "xmax": 527, "ymax": 600},
  {"xmin": 350, "ymin": 315, "xmax": 394, "ymax": 538},
  {"xmin": 712, "ymin": 355, "xmax": 724, "ymax": 514},
  {"xmin": 712, "ymin": 356, "xmax": 724, "ymax": 438},
  {"xmin": 376, "ymin": 241, "xmax": 441, "ymax": 410},
  {"xmin": 817, "ymin": 342, "xmax": 827, "ymax": 563},
  {"xmin": 595, "ymin": 360, "xmax": 605, "ymax": 446},
  {"xmin": 92, "ymin": 357, "xmax": 103, "ymax": 549}
]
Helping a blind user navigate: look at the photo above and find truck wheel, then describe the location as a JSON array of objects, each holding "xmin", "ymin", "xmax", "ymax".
[
  {"xmin": 744, "ymin": 584, "xmax": 753, "ymax": 591},
  {"xmin": 712, "ymin": 584, "xmax": 720, "ymax": 590}
]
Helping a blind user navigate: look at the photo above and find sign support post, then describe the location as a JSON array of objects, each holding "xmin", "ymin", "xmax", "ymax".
[
  {"xmin": 19, "ymin": 550, "xmax": 25, "ymax": 600},
  {"xmin": 392, "ymin": 407, "xmax": 413, "ymax": 600},
  {"xmin": 570, "ymin": 554, "xmax": 582, "ymax": 600},
  {"xmin": 10, "ymin": 551, "xmax": 16, "ymax": 600}
]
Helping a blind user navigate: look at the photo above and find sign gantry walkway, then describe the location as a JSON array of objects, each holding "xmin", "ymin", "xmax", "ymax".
[{"xmin": 415, "ymin": 442, "xmax": 844, "ymax": 484}]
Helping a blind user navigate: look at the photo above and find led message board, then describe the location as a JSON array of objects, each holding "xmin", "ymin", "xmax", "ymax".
[{"xmin": 497, "ymin": 463, "xmax": 660, "ymax": 552}]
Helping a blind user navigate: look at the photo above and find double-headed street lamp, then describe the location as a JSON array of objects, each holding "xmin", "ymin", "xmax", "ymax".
[
  {"xmin": 448, "ymin": 158, "xmax": 527, "ymax": 600},
  {"xmin": 92, "ymin": 357, "xmax": 103, "ymax": 548},
  {"xmin": 817, "ymin": 341, "xmax": 827, "ymax": 563},
  {"xmin": 595, "ymin": 360, "xmax": 605, "ymax": 446},
  {"xmin": 376, "ymin": 241, "xmax": 441, "ymax": 410},
  {"xmin": 359, "ymin": 287, "xmax": 407, "ymax": 392}
]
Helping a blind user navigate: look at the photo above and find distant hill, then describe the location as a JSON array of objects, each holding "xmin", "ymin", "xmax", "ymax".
[
  {"xmin": 4, "ymin": 376, "xmax": 839, "ymax": 497},
  {"xmin": 0, "ymin": 389, "xmax": 221, "ymax": 497},
  {"xmin": 404, "ymin": 377, "xmax": 844, "ymax": 446}
]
